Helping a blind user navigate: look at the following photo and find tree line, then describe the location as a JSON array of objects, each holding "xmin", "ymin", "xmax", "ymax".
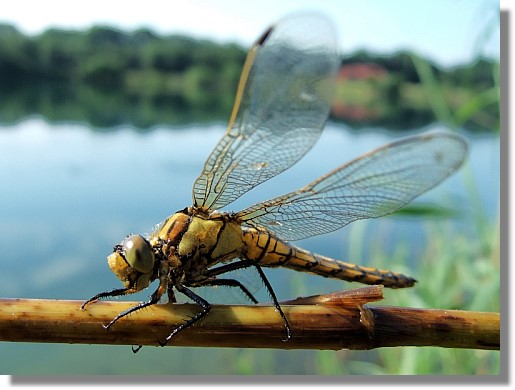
[{"xmin": 0, "ymin": 23, "xmax": 498, "ymax": 131}]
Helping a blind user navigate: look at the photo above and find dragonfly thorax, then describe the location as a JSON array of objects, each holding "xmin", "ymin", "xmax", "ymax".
[{"xmin": 148, "ymin": 209, "xmax": 244, "ymax": 278}]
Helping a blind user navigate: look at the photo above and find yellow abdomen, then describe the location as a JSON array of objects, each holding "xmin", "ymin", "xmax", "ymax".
[{"xmin": 241, "ymin": 226, "xmax": 415, "ymax": 288}]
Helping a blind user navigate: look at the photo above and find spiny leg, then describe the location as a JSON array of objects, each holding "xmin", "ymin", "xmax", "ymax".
[
  {"xmin": 167, "ymin": 286, "xmax": 178, "ymax": 303},
  {"xmin": 81, "ymin": 286, "xmax": 163, "ymax": 354},
  {"xmin": 204, "ymin": 259, "xmax": 256, "ymax": 277},
  {"xmin": 104, "ymin": 285, "xmax": 165, "ymax": 330},
  {"xmin": 131, "ymin": 281, "xmax": 179, "ymax": 353},
  {"xmin": 200, "ymin": 278, "xmax": 259, "ymax": 304},
  {"xmin": 159, "ymin": 283, "xmax": 211, "ymax": 347},
  {"xmin": 203, "ymin": 260, "xmax": 259, "ymax": 303},
  {"xmin": 254, "ymin": 264, "xmax": 292, "ymax": 342},
  {"xmin": 111, "ymin": 286, "xmax": 167, "ymax": 354},
  {"xmin": 81, "ymin": 288, "xmax": 133, "ymax": 309},
  {"xmin": 207, "ymin": 260, "xmax": 291, "ymax": 341}
]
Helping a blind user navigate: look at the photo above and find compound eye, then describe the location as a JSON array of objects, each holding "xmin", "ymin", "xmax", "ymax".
[{"xmin": 121, "ymin": 235, "xmax": 155, "ymax": 274}]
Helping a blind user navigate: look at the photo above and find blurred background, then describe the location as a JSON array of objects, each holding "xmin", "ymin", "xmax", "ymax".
[{"xmin": 0, "ymin": 0, "xmax": 500, "ymax": 375}]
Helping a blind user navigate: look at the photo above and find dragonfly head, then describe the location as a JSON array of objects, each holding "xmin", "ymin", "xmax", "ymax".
[{"xmin": 107, "ymin": 234, "xmax": 156, "ymax": 291}]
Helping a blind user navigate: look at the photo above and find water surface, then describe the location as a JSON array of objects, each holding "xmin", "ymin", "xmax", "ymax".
[{"xmin": 0, "ymin": 118, "xmax": 499, "ymax": 374}]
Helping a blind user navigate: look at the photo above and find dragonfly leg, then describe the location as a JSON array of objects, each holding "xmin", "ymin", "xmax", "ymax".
[
  {"xmin": 122, "ymin": 289, "xmax": 164, "ymax": 354},
  {"xmin": 80, "ymin": 287, "xmax": 133, "ymax": 309},
  {"xmin": 204, "ymin": 259, "xmax": 256, "ymax": 277},
  {"xmin": 254, "ymin": 264, "xmax": 292, "ymax": 342},
  {"xmin": 98, "ymin": 285, "xmax": 167, "ymax": 354},
  {"xmin": 203, "ymin": 260, "xmax": 260, "ymax": 302},
  {"xmin": 206, "ymin": 260, "xmax": 292, "ymax": 340},
  {"xmin": 159, "ymin": 283, "xmax": 211, "ymax": 347},
  {"xmin": 167, "ymin": 286, "xmax": 178, "ymax": 303},
  {"xmin": 199, "ymin": 278, "xmax": 259, "ymax": 303},
  {"xmin": 103, "ymin": 285, "xmax": 165, "ymax": 330}
]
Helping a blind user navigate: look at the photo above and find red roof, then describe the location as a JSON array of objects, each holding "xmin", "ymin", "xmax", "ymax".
[{"xmin": 338, "ymin": 63, "xmax": 387, "ymax": 80}]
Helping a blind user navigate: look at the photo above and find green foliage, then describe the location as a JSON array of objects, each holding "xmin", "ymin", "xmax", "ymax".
[
  {"xmin": 0, "ymin": 24, "xmax": 498, "ymax": 131},
  {"xmin": 338, "ymin": 51, "xmax": 498, "ymax": 131},
  {"xmin": 0, "ymin": 24, "xmax": 245, "ymax": 128},
  {"xmin": 307, "ymin": 217, "xmax": 500, "ymax": 375},
  {"xmin": 0, "ymin": 24, "xmax": 38, "ymax": 85},
  {"xmin": 80, "ymin": 55, "xmax": 125, "ymax": 89},
  {"xmin": 379, "ymin": 219, "xmax": 500, "ymax": 375}
]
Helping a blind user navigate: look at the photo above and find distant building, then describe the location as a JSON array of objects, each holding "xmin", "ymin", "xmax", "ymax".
[
  {"xmin": 332, "ymin": 63, "xmax": 389, "ymax": 122},
  {"xmin": 338, "ymin": 63, "xmax": 387, "ymax": 80}
]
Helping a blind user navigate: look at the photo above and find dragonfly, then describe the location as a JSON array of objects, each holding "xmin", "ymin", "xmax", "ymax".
[{"xmin": 82, "ymin": 14, "xmax": 468, "ymax": 348}]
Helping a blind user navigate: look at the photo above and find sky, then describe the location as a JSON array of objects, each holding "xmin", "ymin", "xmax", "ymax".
[{"xmin": 1, "ymin": 0, "xmax": 501, "ymax": 68}]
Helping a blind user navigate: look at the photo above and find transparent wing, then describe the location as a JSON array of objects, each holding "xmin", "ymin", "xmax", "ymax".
[
  {"xmin": 237, "ymin": 131, "xmax": 468, "ymax": 241},
  {"xmin": 192, "ymin": 14, "xmax": 340, "ymax": 210}
]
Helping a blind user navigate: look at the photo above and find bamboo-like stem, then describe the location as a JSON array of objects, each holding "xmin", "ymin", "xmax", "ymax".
[{"xmin": 0, "ymin": 287, "xmax": 499, "ymax": 350}]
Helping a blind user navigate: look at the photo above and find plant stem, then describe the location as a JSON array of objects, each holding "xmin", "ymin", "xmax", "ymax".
[{"xmin": 0, "ymin": 287, "xmax": 499, "ymax": 350}]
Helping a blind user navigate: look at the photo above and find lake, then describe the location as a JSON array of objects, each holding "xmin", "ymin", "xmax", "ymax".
[{"xmin": 0, "ymin": 117, "xmax": 499, "ymax": 374}]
